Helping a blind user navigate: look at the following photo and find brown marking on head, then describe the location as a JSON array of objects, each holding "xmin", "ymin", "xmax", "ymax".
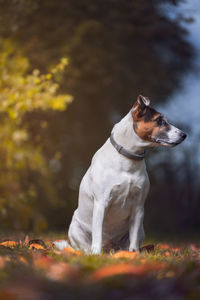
[{"xmin": 132, "ymin": 95, "xmax": 170, "ymax": 142}]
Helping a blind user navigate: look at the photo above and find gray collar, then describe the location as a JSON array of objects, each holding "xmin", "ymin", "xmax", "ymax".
[{"xmin": 110, "ymin": 133, "xmax": 145, "ymax": 161}]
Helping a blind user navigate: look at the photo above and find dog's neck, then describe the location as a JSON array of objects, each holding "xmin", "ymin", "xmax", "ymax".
[{"xmin": 112, "ymin": 111, "xmax": 151, "ymax": 154}]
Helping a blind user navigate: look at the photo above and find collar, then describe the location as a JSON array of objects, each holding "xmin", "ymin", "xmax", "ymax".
[{"xmin": 110, "ymin": 133, "xmax": 145, "ymax": 161}]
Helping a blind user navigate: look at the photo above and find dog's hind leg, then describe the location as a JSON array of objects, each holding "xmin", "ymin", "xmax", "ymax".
[{"xmin": 68, "ymin": 214, "xmax": 92, "ymax": 253}]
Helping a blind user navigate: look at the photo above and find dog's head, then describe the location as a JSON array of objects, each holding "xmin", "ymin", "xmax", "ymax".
[{"xmin": 132, "ymin": 95, "xmax": 186, "ymax": 147}]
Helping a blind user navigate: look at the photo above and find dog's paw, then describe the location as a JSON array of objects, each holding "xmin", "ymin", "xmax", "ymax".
[
  {"xmin": 91, "ymin": 245, "xmax": 101, "ymax": 255},
  {"xmin": 53, "ymin": 240, "xmax": 71, "ymax": 250},
  {"xmin": 129, "ymin": 246, "xmax": 140, "ymax": 253}
]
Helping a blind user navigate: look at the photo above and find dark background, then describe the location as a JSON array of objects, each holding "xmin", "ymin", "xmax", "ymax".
[{"xmin": 0, "ymin": 0, "xmax": 199, "ymax": 237}]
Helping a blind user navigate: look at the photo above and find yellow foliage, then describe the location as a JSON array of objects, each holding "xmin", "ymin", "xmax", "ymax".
[
  {"xmin": 0, "ymin": 39, "xmax": 72, "ymax": 120},
  {"xmin": 0, "ymin": 38, "xmax": 73, "ymax": 231}
]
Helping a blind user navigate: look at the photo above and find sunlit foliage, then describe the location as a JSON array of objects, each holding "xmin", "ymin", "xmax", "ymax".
[{"xmin": 0, "ymin": 38, "xmax": 72, "ymax": 231}]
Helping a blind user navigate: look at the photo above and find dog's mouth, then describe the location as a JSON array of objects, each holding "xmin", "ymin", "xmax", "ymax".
[
  {"xmin": 153, "ymin": 130, "xmax": 187, "ymax": 147},
  {"xmin": 155, "ymin": 135, "xmax": 186, "ymax": 147},
  {"xmin": 154, "ymin": 138, "xmax": 185, "ymax": 147}
]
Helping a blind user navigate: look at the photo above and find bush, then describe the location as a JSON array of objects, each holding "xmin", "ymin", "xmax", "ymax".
[{"xmin": 0, "ymin": 38, "xmax": 72, "ymax": 231}]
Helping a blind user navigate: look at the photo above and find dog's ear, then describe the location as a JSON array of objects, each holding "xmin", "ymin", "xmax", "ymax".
[
  {"xmin": 132, "ymin": 95, "xmax": 150, "ymax": 118},
  {"xmin": 137, "ymin": 95, "xmax": 150, "ymax": 108}
]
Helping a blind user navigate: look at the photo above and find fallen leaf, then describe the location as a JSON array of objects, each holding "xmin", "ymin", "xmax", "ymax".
[
  {"xmin": 158, "ymin": 243, "xmax": 171, "ymax": 250},
  {"xmin": 62, "ymin": 247, "xmax": 82, "ymax": 256},
  {"xmin": 112, "ymin": 251, "xmax": 138, "ymax": 259},
  {"xmin": 46, "ymin": 262, "xmax": 80, "ymax": 282},
  {"xmin": 29, "ymin": 243, "xmax": 46, "ymax": 251},
  {"xmin": 33, "ymin": 254, "xmax": 54, "ymax": 270},
  {"xmin": 28, "ymin": 239, "xmax": 46, "ymax": 248},
  {"xmin": 28, "ymin": 239, "xmax": 47, "ymax": 251},
  {"xmin": 0, "ymin": 241, "xmax": 19, "ymax": 249},
  {"xmin": 89, "ymin": 263, "xmax": 164, "ymax": 281},
  {"xmin": 18, "ymin": 256, "xmax": 28, "ymax": 265}
]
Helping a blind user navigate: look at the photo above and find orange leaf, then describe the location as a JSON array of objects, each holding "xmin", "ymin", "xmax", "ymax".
[
  {"xmin": 0, "ymin": 241, "xmax": 19, "ymax": 248},
  {"xmin": 112, "ymin": 251, "xmax": 138, "ymax": 259},
  {"xmin": 29, "ymin": 243, "xmax": 46, "ymax": 250},
  {"xmin": 18, "ymin": 256, "xmax": 28, "ymax": 265},
  {"xmin": 90, "ymin": 263, "xmax": 164, "ymax": 281},
  {"xmin": 28, "ymin": 239, "xmax": 47, "ymax": 251},
  {"xmin": 159, "ymin": 243, "xmax": 171, "ymax": 250},
  {"xmin": 46, "ymin": 263, "xmax": 80, "ymax": 282},
  {"xmin": 33, "ymin": 254, "xmax": 54, "ymax": 270},
  {"xmin": 62, "ymin": 247, "xmax": 82, "ymax": 256}
]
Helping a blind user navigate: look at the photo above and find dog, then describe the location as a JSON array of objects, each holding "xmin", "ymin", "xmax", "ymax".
[{"xmin": 56, "ymin": 95, "xmax": 186, "ymax": 254}]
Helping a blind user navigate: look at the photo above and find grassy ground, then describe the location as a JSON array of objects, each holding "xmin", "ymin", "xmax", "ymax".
[{"xmin": 0, "ymin": 234, "xmax": 199, "ymax": 299}]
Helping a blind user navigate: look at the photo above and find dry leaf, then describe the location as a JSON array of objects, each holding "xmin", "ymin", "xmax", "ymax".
[
  {"xmin": 0, "ymin": 241, "xmax": 19, "ymax": 248},
  {"xmin": 46, "ymin": 262, "xmax": 79, "ymax": 282},
  {"xmin": 112, "ymin": 251, "xmax": 138, "ymax": 259},
  {"xmin": 33, "ymin": 254, "xmax": 54, "ymax": 270},
  {"xmin": 89, "ymin": 263, "xmax": 164, "ymax": 281},
  {"xmin": 29, "ymin": 243, "xmax": 46, "ymax": 250},
  {"xmin": 62, "ymin": 247, "xmax": 82, "ymax": 256},
  {"xmin": 158, "ymin": 244, "xmax": 170, "ymax": 250},
  {"xmin": 28, "ymin": 239, "xmax": 47, "ymax": 251},
  {"xmin": 18, "ymin": 256, "xmax": 28, "ymax": 265}
]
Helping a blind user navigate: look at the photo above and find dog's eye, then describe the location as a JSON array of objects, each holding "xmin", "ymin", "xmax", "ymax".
[{"xmin": 156, "ymin": 116, "xmax": 167, "ymax": 126}]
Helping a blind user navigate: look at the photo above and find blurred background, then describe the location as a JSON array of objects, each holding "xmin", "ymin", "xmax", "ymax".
[{"xmin": 0, "ymin": 0, "xmax": 199, "ymax": 237}]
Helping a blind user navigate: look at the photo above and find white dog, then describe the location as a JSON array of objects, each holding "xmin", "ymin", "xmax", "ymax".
[{"xmin": 55, "ymin": 95, "xmax": 186, "ymax": 254}]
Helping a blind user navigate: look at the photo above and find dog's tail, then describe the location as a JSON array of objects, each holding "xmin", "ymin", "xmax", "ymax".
[{"xmin": 53, "ymin": 239, "xmax": 72, "ymax": 250}]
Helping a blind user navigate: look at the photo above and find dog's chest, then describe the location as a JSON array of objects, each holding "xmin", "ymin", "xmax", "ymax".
[
  {"xmin": 109, "ymin": 179, "xmax": 137, "ymax": 208},
  {"xmin": 102, "ymin": 174, "xmax": 145, "ymax": 240},
  {"xmin": 105, "ymin": 174, "xmax": 145, "ymax": 219}
]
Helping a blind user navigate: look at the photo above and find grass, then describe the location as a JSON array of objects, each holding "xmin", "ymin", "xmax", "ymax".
[{"xmin": 0, "ymin": 235, "xmax": 199, "ymax": 299}]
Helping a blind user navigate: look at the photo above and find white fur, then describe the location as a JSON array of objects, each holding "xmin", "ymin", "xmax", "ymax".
[
  {"xmin": 137, "ymin": 95, "xmax": 150, "ymax": 107},
  {"xmin": 53, "ymin": 240, "xmax": 71, "ymax": 250},
  {"xmin": 167, "ymin": 125, "xmax": 183, "ymax": 143},
  {"xmin": 68, "ymin": 111, "xmax": 153, "ymax": 254}
]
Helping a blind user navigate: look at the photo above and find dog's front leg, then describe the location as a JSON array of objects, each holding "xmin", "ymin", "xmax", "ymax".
[
  {"xmin": 91, "ymin": 201, "xmax": 105, "ymax": 254},
  {"xmin": 129, "ymin": 205, "xmax": 144, "ymax": 252}
]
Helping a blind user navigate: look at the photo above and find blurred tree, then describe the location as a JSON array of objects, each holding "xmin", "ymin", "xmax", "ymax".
[{"xmin": 0, "ymin": 38, "xmax": 72, "ymax": 231}]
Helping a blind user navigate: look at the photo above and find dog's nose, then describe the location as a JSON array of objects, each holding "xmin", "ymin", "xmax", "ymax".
[{"xmin": 180, "ymin": 132, "xmax": 187, "ymax": 140}]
